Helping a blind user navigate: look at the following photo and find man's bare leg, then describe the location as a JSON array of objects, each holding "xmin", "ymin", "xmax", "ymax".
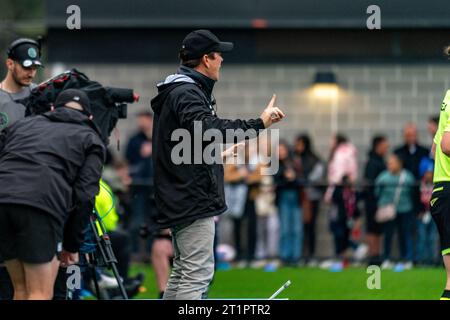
[
  {"xmin": 4, "ymin": 259, "xmax": 27, "ymax": 300},
  {"xmin": 24, "ymin": 256, "xmax": 60, "ymax": 300},
  {"xmin": 444, "ymin": 255, "xmax": 450, "ymax": 289}
]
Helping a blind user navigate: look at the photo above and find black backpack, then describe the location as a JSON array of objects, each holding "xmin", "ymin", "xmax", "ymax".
[{"xmin": 18, "ymin": 69, "xmax": 137, "ymax": 143}]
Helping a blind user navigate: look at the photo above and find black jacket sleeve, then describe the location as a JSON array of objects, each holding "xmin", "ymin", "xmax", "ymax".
[
  {"xmin": 364, "ymin": 160, "xmax": 379, "ymax": 183},
  {"xmin": 63, "ymin": 142, "xmax": 105, "ymax": 253},
  {"xmin": 176, "ymin": 88, "xmax": 265, "ymax": 142}
]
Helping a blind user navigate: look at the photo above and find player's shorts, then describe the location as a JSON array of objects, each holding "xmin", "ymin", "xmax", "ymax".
[
  {"xmin": 0, "ymin": 203, "xmax": 62, "ymax": 264},
  {"xmin": 430, "ymin": 182, "xmax": 450, "ymax": 256}
]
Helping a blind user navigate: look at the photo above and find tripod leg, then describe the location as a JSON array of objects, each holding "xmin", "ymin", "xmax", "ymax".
[
  {"xmin": 88, "ymin": 253, "xmax": 102, "ymax": 299},
  {"xmin": 110, "ymin": 262, "xmax": 129, "ymax": 299}
]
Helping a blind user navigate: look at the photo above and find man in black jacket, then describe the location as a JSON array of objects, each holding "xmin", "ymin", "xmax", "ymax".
[
  {"xmin": 0, "ymin": 89, "xmax": 105, "ymax": 300},
  {"xmin": 394, "ymin": 123, "xmax": 430, "ymax": 179},
  {"xmin": 151, "ymin": 30, "xmax": 284, "ymax": 299},
  {"xmin": 394, "ymin": 123, "xmax": 430, "ymax": 216}
]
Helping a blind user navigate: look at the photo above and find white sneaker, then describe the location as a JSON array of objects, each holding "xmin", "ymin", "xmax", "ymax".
[
  {"xmin": 319, "ymin": 259, "xmax": 335, "ymax": 269},
  {"xmin": 353, "ymin": 244, "xmax": 369, "ymax": 261},
  {"xmin": 381, "ymin": 260, "xmax": 394, "ymax": 270},
  {"xmin": 403, "ymin": 261, "xmax": 413, "ymax": 270},
  {"xmin": 250, "ymin": 260, "xmax": 267, "ymax": 269}
]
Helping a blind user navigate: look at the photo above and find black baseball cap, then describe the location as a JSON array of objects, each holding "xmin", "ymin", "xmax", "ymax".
[
  {"xmin": 180, "ymin": 30, "xmax": 234, "ymax": 60},
  {"xmin": 55, "ymin": 89, "xmax": 92, "ymax": 116},
  {"xmin": 7, "ymin": 39, "xmax": 43, "ymax": 68}
]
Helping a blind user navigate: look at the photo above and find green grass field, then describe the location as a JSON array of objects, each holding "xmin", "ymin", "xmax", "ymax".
[{"xmin": 129, "ymin": 265, "xmax": 446, "ymax": 300}]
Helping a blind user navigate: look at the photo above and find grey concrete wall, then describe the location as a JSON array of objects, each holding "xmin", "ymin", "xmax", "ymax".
[{"xmin": 46, "ymin": 62, "xmax": 450, "ymax": 258}]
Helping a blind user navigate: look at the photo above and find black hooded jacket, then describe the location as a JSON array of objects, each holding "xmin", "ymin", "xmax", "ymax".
[
  {"xmin": 151, "ymin": 66, "xmax": 265, "ymax": 228},
  {"xmin": 0, "ymin": 107, "xmax": 106, "ymax": 252},
  {"xmin": 363, "ymin": 150, "xmax": 386, "ymax": 213}
]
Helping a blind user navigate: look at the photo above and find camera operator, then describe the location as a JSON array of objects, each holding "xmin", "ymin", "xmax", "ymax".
[
  {"xmin": 0, "ymin": 38, "xmax": 44, "ymax": 299},
  {"xmin": 0, "ymin": 38, "xmax": 43, "ymax": 131},
  {"xmin": 0, "ymin": 89, "xmax": 105, "ymax": 300}
]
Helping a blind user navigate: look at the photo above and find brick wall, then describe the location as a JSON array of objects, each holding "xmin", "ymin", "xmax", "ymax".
[{"xmin": 48, "ymin": 62, "xmax": 450, "ymax": 258}]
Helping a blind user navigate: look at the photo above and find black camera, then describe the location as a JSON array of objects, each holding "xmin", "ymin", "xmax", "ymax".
[
  {"xmin": 19, "ymin": 69, "xmax": 139, "ymax": 142},
  {"xmin": 105, "ymin": 87, "xmax": 138, "ymax": 120}
]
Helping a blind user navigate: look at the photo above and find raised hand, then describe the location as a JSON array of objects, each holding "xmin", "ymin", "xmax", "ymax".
[{"xmin": 260, "ymin": 94, "xmax": 285, "ymax": 128}]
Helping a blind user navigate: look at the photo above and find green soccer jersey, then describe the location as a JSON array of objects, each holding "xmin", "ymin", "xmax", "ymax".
[{"xmin": 434, "ymin": 89, "xmax": 450, "ymax": 182}]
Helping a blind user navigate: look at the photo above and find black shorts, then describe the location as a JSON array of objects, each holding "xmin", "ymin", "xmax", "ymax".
[
  {"xmin": 0, "ymin": 203, "xmax": 62, "ymax": 264},
  {"xmin": 430, "ymin": 182, "xmax": 450, "ymax": 256}
]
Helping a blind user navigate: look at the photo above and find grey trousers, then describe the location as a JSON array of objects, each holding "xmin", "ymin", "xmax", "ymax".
[{"xmin": 163, "ymin": 217, "xmax": 215, "ymax": 300}]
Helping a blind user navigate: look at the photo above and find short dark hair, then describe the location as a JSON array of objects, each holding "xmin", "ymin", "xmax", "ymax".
[
  {"xmin": 372, "ymin": 135, "xmax": 387, "ymax": 151},
  {"xmin": 295, "ymin": 134, "xmax": 311, "ymax": 151},
  {"xmin": 179, "ymin": 50, "xmax": 215, "ymax": 68},
  {"xmin": 335, "ymin": 133, "xmax": 348, "ymax": 146}
]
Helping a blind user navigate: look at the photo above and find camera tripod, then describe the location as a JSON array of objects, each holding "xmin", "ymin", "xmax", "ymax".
[{"xmin": 78, "ymin": 211, "xmax": 129, "ymax": 300}]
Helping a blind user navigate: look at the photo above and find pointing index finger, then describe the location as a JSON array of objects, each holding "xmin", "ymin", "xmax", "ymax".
[{"xmin": 267, "ymin": 94, "xmax": 276, "ymax": 109}]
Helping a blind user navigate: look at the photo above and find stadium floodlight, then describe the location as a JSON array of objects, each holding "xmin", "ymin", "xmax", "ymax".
[
  {"xmin": 312, "ymin": 71, "xmax": 339, "ymax": 99},
  {"xmin": 312, "ymin": 71, "xmax": 340, "ymax": 133}
]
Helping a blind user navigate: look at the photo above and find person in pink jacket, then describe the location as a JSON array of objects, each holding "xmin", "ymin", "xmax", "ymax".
[
  {"xmin": 325, "ymin": 134, "xmax": 358, "ymax": 203},
  {"xmin": 322, "ymin": 134, "xmax": 359, "ymax": 269}
]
